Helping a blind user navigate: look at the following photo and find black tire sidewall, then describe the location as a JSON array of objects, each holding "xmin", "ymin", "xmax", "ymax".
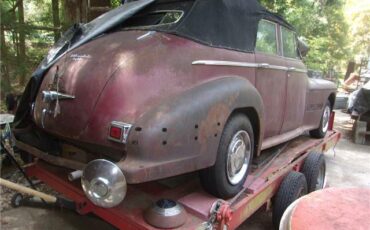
[
  {"xmin": 301, "ymin": 152, "xmax": 325, "ymax": 192},
  {"xmin": 272, "ymin": 171, "xmax": 308, "ymax": 229}
]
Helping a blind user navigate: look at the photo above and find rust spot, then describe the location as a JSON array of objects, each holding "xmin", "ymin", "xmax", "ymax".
[{"xmin": 198, "ymin": 102, "xmax": 230, "ymax": 153}]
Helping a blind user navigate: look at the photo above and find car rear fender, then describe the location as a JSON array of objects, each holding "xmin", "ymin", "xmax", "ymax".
[{"xmin": 121, "ymin": 76, "xmax": 264, "ymax": 183}]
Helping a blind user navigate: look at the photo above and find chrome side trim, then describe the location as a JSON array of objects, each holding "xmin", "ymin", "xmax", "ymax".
[
  {"xmin": 192, "ymin": 60, "xmax": 259, "ymax": 68},
  {"xmin": 289, "ymin": 68, "xmax": 307, "ymax": 73},
  {"xmin": 192, "ymin": 60, "xmax": 307, "ymax": 73},
  {"xmin": 269, "ymin": 65, "xmax": 288, "ymax": 71}
]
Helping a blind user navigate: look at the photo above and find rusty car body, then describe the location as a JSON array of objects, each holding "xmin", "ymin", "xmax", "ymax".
[{"xmin": 13, "ymin": 0, "xmax": 336, "ymax": 206}]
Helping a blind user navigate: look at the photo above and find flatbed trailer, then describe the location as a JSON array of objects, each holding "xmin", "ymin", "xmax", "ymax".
[{"xmin": 24, "ymin": 119, "xmax": 340, "ymax": 230}]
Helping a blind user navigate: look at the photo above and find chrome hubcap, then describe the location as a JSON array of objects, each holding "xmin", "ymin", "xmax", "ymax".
[
  {"xmin": 322, "ymin": 106, "xmax": 331, "ymax": 133},
  {"xmin": 226, "ymin": 130, "xmax": 251, "ymax": 185},
  {"xmin": 315, "ymin": 163, "xmax": 326, "ymax": 190}
]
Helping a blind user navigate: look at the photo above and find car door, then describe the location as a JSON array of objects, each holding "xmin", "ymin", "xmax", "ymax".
[
  {"xmin": 255, "ymin": 20, "xmax": 287, "ymax": 138},
  {"xmin": 280, "ymin": 26, "xmax": 308, "ymax": 133}
]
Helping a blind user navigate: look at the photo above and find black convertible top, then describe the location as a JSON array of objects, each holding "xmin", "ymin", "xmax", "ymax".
[{"xmin": 144, "ymin": 0, "xmax": 294, "ymax": 52}]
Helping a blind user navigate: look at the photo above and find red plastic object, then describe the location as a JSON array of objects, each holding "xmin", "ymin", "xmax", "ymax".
[{"xmin": 289, "ymin": 188, "xmax": 370, "ymax": 230}]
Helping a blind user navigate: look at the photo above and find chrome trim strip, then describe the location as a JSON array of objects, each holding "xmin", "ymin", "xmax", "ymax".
[
  {"xmin": 291, "ymin": 68, "xmax": 308, "ymax": 73},
  {"xmin": 192, "ymin": 60, "xmax": 307, "ymax": 73},
  {"xmin": 269, "ymin": 65, "xmax": 288, "ymax": 71},
  {"xmin": 192, "ymin": 60, "xmax": 259, "ymax": 68}
]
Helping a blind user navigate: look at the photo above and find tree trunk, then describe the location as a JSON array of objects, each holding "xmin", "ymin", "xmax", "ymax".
[
  {"xmin": 63, "ymin": 0, "xmax": 87, "ymax": 27},
  {"xmin": 0, "ymin": 25, "xmax": 12, "ymax": 94},
  {"xmin": 18, "ymin": 0, "xmax": 27, "ymax": 86},
  {"xmin": 52, "ymin": 0, "xmax": 61, "ymax": 43}
]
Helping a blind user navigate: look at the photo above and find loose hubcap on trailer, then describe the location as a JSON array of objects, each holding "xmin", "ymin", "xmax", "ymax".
[
  {"xmin": 322, "ymin": 106, "xmax": 331, "ymax": 133},
  {"xmin": 226, "ymin": 130, "xmax": 251, "ymax": 185}
]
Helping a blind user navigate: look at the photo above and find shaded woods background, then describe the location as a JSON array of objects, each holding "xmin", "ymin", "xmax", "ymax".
[{"xmin": 0, "ymin": 0, "xmax": 369, "ymax": 110}]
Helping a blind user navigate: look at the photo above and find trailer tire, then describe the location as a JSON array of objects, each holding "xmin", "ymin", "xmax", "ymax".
[
  {"xmin": 272, "ymin": 171, "xmax": 307, "ymax": 230},
  {"xmin": 199, "ymin": 114, "xmax": 254, "ymax": 198},
  {"xmin": 301, "ymin": 152, "xmax": 326, "ymax": 192}
]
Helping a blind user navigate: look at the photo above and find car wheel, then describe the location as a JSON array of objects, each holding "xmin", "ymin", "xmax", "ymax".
[
  {"xmin": 199, "ymin": 114, "xmax": 254, "ymax": 198},
  {"xmin": 309, "ymin": 100, "xmax": 331, "ymax": 138},
  {"xmin": 272, "ymin": 171, "xmax": 307, "ymax": 230},
  {"xmin": 301, "ymin": 152, "xmax": 326, "ymax": 193}
]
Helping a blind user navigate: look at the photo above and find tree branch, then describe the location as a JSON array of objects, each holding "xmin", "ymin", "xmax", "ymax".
[{"xmin": 7, "ymin": 0, "xmax": 22, "ymax": 13}]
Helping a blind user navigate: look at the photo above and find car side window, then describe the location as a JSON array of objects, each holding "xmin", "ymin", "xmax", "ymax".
[
  {"xmin": 256, "ymin": 20, "xmax": 277, "ymax": 55},
  {"xmin": 281, "ymin": 27, "xmax": 298, "ymax": 58}
]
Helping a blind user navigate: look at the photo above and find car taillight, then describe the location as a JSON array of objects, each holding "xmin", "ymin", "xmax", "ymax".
[
  {"xmin": 108, "ymin": 121, "xmax": 132, "ymax": 144},
  {"xmin": 110, "ymin": 126, "xmax": 122, "ymax": 140}
]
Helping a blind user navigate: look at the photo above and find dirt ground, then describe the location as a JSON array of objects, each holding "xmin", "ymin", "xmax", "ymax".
[{"xmin": 1, "ymin": 110, "xmax": 369, "ymax": 230}]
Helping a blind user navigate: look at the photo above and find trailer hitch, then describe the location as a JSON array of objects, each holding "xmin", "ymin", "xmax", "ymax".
[{"xmin": 205, "ymin": 200, "xmax": 232, "ymax": 230}]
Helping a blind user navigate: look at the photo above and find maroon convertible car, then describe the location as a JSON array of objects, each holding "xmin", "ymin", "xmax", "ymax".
[{"xmin": 13, "ymin": 0, "xmax": 336, "ymax": 207}]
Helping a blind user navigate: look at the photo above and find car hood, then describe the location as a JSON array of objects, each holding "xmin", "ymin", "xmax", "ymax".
[
  {"xmin": 32, "ymin": 30, "xmax": 161, "ymax": 139},
  {"xmin": 308, "ymin": 78, "xmax": 337, "ymax": 90}
]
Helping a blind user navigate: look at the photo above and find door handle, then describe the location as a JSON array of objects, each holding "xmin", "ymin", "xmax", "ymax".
[
  {"xmin": 258, "ymin": 63, "xmax": 270, "ymax": 68},
  {"xmin": 288, "ymin": 67, "xmax": 296, "ymax": 72}
]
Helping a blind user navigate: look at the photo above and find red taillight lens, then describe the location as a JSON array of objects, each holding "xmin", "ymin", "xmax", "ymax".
[
  {"xmin": 108, "ymin": 121, "xmax": 132, "ymax": 143},
  {"xmin": 110, "ymin": 126, "xmax": 122, "ymax": 140}
]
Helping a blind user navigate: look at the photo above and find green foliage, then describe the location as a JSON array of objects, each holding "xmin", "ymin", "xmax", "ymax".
[
  {"xmin": 260, "ymin": 0, "xmax": 350, "ymax": 74},
  {"xmin": 1, "ymin": 0, "xmax": 55, "ymax": 95},
  {"xmin": 111, "ymin": 0, "xmax": 122, "ymax": 8},
  {"xmin": 346, "ymin": 1, "xmax": 370, "ymax": 57},
  {"xmin": 256, "ymin": 20, "xmax": 278, "ymax": 55}
]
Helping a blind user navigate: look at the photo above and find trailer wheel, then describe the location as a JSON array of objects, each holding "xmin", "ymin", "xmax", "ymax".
[
  {"xmin": 301, "ymin": 152, "xmax": 326, "ymax": 192},
  {"xmin": 272, "ymin": 171, "xmax": 307, "ymax": 229},
  {"xmin": 199, "ymin": 114, "xmax": 254, "ymax": 198}
]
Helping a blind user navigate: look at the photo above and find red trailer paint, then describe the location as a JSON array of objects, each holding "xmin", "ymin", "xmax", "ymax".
[{"xmin": 25, "ymin": 124, "xmax": 340, "ymax": 230}]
